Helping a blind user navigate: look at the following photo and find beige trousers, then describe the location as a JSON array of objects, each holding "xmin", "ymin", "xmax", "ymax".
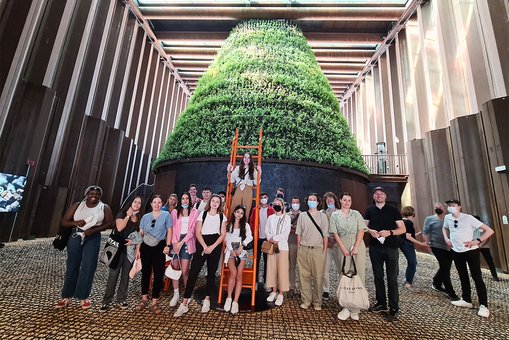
[
  {"xmin": 231, "ymin": 185, "xmax": 253, "ymax": 218},
  {"xmin": 323, "ymin": 244, "xmax": 342, "ymax": 293},
  {"xmin": 297, "ymin": 246, "xmax": 326, "ymax": 307},
  {"xmin": 266, "ymin": 250, "xmax": 290, "ymax": 292},
  {"xmin": 288, "ymin": 234, "xmax": 298, "ymax": 290}
]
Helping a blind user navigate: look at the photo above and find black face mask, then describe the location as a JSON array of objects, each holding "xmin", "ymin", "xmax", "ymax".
[
  {"xmin": 273, "ymin": 205, "xmax": 282, "ymax": 212},
  {"xmin": 276, "ymin": 193, "xmax": 284, "ymax": 199},
  {"xmin": 435, "ymin": 208, "xmax": 443, "ymax": 215}
]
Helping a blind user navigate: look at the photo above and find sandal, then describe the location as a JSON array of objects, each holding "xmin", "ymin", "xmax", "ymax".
[
  {"xmin": 135, "ymin": 299, "xmax": 149, "ymax": 311},
  {"xmin": 150, "ymin": 303, "xmax": 162, "ymax": 315},
  {"xmin": 55, "ymin": 298, "xmax": 70, "ymax": 309},
  {"xmin": 81, "ymin": 300, "xmax": 92, "ymax": 310}
]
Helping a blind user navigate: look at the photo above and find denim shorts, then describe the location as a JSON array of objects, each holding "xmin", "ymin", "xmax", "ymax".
[{"xmin": 172, "ymin": 234, "xmax": 192, "ymax": 260}]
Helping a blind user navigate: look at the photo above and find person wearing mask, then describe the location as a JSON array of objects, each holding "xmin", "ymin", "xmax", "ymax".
[
  {"xmin": 136, "ymin": 195, "xmax": 173, "ymax": 315},
  {"xmin": 331, "ymin": 192, "xmax": 366, "ymax": 321},
  {"xmin": 321, "ymin": 192, "xmax": 341, "ymax": 300},
  {"xmin": 296, "ymin": 193, "xmax": 328, "ymax": 311},
  {"xmin": 99, "ymin": 197, "xmax": 143, "ymax": 312},
  {"xmin": 443, "ymin": 199, "xmax": 494, "ymax": 318},
  {"xmin": 273, "ymin": 187, "xmax": 290, "ymax": 212},
  {"xmin": 364, "ymin": 187, "xmax": 405, "ymax": 322},
  {"xmin": 169, "ymin": 192, "xmax": 199, "ymax": 307},
  {"xmin": 162, "ymin": 193, "xmax": 178, "ymax": 212},
  {"xmin": 472, "ymin": 215, "xmax": 500, "ymax": 282},
  {"xmin": 174, "ymin": 195, "xmax": 227, "ymax": 317},
  {"xmin": 422, "ymin": 202, "xmax": 459, "ymax": 300},
  {"xmin": 55, "ymin": 185, "xmax": 113, "ymax": 310},
  {"xmin": 287, "ymin": 196, "xmax": 301, "ymax": 295},
  {"xmin": 265, "ymin": 198, "xmax": 292, "ymax": 306},
  {"xmin": 223, "ymin": 205, "xmax": 253, "ymax": 314},
  {"xmin": 194, "ymin": 186, "xmax": 212, "ymax": 212},
  {"xmin": 399, "ymin": 206, "xmax": 430, "ymax": 290},
  {"xmin": 227, "ymin": 152, "xmax": 261, "ymax": 219},
  {"xmin": 250, "ymin": 192, "xmax": 275, "ymax": 289},
  {"xmin": 189, "ymin": 184, "xmax": 201, "ymax": 207}
]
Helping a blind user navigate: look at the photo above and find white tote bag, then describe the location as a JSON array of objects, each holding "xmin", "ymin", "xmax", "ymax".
[{"xmin": 337, "ymin": 256, "xmax": 370, "ymax": 310}]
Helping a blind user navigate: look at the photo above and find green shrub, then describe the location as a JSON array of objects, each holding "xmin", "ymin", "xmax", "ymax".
[{"xmin": 153, "ymin": 20, "xmax": 368, "ymax": 174}]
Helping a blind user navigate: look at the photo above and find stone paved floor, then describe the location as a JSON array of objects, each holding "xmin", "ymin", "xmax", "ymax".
[{"xmin": 0, "ymin": 236, "xmax": 508, "ymax": 339}]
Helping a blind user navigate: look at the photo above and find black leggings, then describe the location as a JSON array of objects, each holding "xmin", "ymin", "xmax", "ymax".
[
  {"xmin": 140, "ymin": 241, "xmax": 166, "ymax": 299},
  {"xmin": 184, "ymin": 234, "xmax": 221, "ymax": 299}
]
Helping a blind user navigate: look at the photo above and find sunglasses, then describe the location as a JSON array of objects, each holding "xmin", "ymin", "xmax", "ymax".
[
  {"xmin": 453, "ymin": 220, "xmax": 458, "ymax": 228},
  {"xmin": 151, "ymin": 219, "xmax": 156, "ymax": 228}
]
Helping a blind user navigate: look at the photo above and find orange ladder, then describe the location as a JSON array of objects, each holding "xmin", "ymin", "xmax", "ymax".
[{"xmin": 218, "ymin": 128, "xmax": 263, "ymax": 308}]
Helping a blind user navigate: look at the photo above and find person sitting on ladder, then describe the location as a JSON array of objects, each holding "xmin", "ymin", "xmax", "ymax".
[{"xmin": 227, "ymin": 152, "xmax": 261, "ymax": 219}]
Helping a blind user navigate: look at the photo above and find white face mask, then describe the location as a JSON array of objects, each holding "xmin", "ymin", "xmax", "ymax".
[
  {"xmin": 260, "ymin": 198, "xmax": 268, "ymax": 205},
  {"xmin": 291, "ymin": 203, "xmax": 300, "ymax": 211},
  {"xmin": 447, "ymin": 206, "xmax": 458, "ymax": 214}
]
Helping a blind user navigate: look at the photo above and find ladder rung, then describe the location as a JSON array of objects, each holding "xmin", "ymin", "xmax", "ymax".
[{"xmin": 237, "ymin": 145, "xmax": 259, "ymax": 149}]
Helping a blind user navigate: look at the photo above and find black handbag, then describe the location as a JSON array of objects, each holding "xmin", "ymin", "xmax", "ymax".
[{"xmin": 53, "ymin": 226, "xmax": 73, "ymax": 251}]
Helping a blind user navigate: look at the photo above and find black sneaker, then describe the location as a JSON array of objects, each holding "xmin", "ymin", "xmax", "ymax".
[
  {"xmin": 322, "ymin": 292, "xmax": 330, "ymax": 300},
  {"xmin": 384, "ymin": 309, "xmax": 398, "ymax": 322},
  {"xmin": 368, "ymin": 304, "xmax": 388, "ymax": 313},
  {"xmin": 431, "ymin": 284, "xmax": 447, "ymax": 293},
  {"xmin": 118, "ymin": 302, "xmax": 128, "ymax": 309},
  {"xmin": 99, "ymin": 304, "xmax": 110, "ymax": 313}
]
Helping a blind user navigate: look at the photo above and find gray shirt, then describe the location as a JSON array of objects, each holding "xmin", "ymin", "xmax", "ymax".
[{"xmin": 422, "ymin": 215, "xmax": 448, "ymax": 250}]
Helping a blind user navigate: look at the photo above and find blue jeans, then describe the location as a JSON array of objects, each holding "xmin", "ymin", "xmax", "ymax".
[
  {"xmin": 399, "ymin": 241, "xmax": 416, "ymax": 284},
  {"xmin": 369, "ymin": 246, "xmax": 399, "ymax": 312},
  {"xmin": 62, "ymin": 231, "xmax": 101, "ymax": 300}
]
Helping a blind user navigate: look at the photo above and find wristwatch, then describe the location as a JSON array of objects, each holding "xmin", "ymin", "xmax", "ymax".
[
  {"xmin": 389, "ymin": 230, "xmax": 393, "ymax": 236},
  {"xmin": 476, "ymin": 238, "xmax": 482, "ymax": 244}
]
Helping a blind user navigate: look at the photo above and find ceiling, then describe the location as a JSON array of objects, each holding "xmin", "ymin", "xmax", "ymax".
[{"xmin": 133, "ymin": 0, "xmax": 412, "ymax": 102}]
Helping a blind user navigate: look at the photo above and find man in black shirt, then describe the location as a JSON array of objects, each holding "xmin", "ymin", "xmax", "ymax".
[{"xmin": 364, "ymin": 187, "xmax": 405, "ymax": 321}]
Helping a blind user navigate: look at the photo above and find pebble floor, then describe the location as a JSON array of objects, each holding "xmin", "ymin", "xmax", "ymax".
[{"xmin": 0, "ymin": 235, "xmax": 508, "ymax": 339}]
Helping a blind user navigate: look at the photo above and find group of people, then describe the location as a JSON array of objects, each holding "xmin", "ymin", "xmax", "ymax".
[{"xmin": 54, "ymin": 156, "xmax": 497, "ymax": 321}]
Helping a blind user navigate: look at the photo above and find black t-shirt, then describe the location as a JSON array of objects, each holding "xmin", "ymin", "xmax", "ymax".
[
  {"xmin": 364, "ymin": 204, "xmax": 403, "ymax": 248},
  {"xmin": 115, "ymin": 211, "xmax": 139, "ymax": 239},
  {"xmin": 402, "ymin": 219, "xmax": 415, "ymax": 244}
]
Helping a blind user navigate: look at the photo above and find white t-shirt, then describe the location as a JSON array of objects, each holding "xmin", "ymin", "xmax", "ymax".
[
  {"xmin": 259, "ymin": 207, "xmax": 268, "ymax": 239},
  {"xmin": 197, "ymin": 211, "xmax": 226, "ymax": 235},
  {"xmin": 181, "ymin": 216, "xmax": 189, "ymax": 235},
  {"xmin": 444, "ymin": 213, "xmax": 482, "ymax": 253}
]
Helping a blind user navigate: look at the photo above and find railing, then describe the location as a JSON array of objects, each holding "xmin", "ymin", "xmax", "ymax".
[{"xmin": 362, "ymin": 154, "xmax": 408, "ymax": 175}]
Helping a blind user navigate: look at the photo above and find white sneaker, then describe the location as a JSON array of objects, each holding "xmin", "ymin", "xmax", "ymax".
[
  {"xmin": 224, "ymin": 297, "xmax": 232, "ymax": 312},
  {"xmin": 478, "ymin": 305, "xmax": 490, "ymax": 318},
  {"xmin": 173, "ymin": 303, "xmax": 188, "ymax": 317},
  {"xmin": 337, "ymin": 307, "xmax": 351, "ymax": 320},
  {"xmin": 451, "ymin": 299, "xmax": 473, "ymax": 308},
  {"xmin": 266, "ymin": 292, "xmax": 277, "ymax": 302},
  {"xmin": 231, "ymin": 301, "xmax": 239, "ymax": 314},
  {"xmin": 201, "ymin": 299, "xmax": 210, "ymax": 313},
  {"xmin": 350, "ymin": 312, "xmax": 359, "ymax": 321},
  {"xmin": 275, "ymin": 294, "xmax": 284, "ymax": 306},
  {"xmin": 170, "ymin": 292, "xmax": 180, "ymax": 307}
]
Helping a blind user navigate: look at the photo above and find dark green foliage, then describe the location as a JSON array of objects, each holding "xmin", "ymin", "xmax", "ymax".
[{"xmin": 154, "ymin": 20, "xmax": 368, "ymax": 174}]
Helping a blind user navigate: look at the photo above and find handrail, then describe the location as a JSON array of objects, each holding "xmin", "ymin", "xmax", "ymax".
[{"xmin": 362, "ymin": 154, "xmax": 407, "ymax": 175}]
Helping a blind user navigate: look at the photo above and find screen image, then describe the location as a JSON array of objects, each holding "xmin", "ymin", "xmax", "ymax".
[{"xmin": 0, "ymin": 173, "xmax": 26, "ymax": 213}]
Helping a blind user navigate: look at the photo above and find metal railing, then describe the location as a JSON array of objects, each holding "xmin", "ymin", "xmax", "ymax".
[{"xmin": 362, "ymin": 154, "xmax": 408, "ymax": 175}]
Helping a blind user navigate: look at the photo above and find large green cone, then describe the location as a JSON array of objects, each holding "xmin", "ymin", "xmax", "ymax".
[{"xmin": 154, "ymin": 20, "xmax": 368, "ymax": 174}]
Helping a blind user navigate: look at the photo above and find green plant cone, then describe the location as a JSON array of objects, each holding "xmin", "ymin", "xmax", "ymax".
[{"xmin": 154, "ymin": 20, "xmax": 368, "ymax": 174}]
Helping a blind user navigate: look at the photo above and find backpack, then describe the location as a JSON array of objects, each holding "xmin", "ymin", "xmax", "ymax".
[{"xmin": 202, "ymin": 210, "xmax": 223, "ymax": 225}]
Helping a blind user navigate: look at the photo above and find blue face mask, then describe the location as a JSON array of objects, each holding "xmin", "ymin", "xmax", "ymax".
[
  {"xmin": 308, "ymin": 201, "xmax": 318, "ymax": 209},
  {"xmin": 181, "ymin": 205, "xmax": 189, "ymax": 209},
  {"xmin": 327, "ymin": 204, "xmax": 335, "ymax": 210}
]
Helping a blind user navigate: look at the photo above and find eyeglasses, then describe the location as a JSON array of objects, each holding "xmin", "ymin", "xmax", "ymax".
[
  {"xmin": 151, "ymin": 219, "xmax": 156, "ymax": 228},
  {"xmin": 453, "ymin": 220, "xmax": 458, "ymax": 228}
]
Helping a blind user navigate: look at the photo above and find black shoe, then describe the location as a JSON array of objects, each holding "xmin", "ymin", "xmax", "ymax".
[
  {"xmin": 0, "ymin": 242, "xmax": 4, "ymax": 248},
  {"xmin": 431, "ymin": 284, "xmax": 447, "ymax": 293},
  {"xmin": 322, "ymin": 292, "xmax": 330, "ymax": 300},
  {"xmin": 384, "ymin": 309, "xmax": 398, "ymax": 322},
  {"xmin": 369, "ymin": 304, "xmax": 388, "ymax": 313},
  {"xmin": 99, "ymin": 304, "xmax": 110, "ymax": 313}
]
